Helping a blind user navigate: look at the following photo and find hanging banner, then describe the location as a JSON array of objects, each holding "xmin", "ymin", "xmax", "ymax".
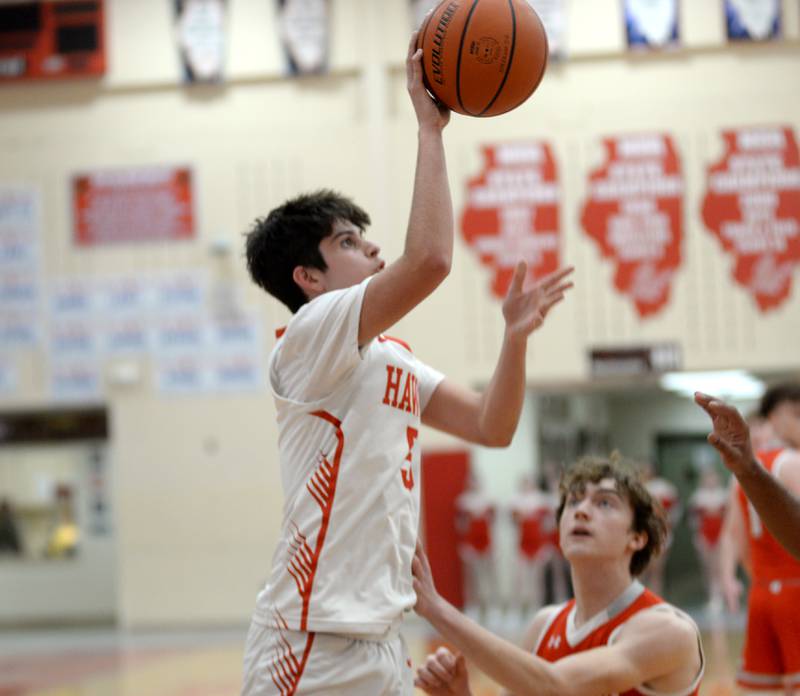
[
  {"xmin": 701, "ymin": 126, "xmax": 800, "ymax": 312},
  {"xmin": 581, "ymin": 134, "xmax": 684, "ymax": 318},
  {"xmin": 624, "ymin": 0, "xmax": 679, "ymax": 49},
  {"xmin": 174, "ymin": 0, "xmax": 228, "ymax": 83},
  {"xmin": 72, "ymin": 166, "xmax": 195, "ymax": 246},
  {"xmin": 50, "ymin": 360, "xmax": 102, "ymax": 403},
  {"xmin": 461, "ymin": 142, "xmax": 561, "ymax": 300},
  {"xmin": 726, "ymin": 0, "xmax": 781, "ymax": 41},
  {"xmin": 526, "ymin": 0, "xmax": 567, "ymax": 58},
  {"xmin": 277, "ymin": 0, "xmax": 329, "ymax": 75}
]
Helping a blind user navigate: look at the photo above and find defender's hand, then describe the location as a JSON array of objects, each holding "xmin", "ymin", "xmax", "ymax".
[
  {"xmin": 694, "ymin": 392, "xmax": 759, "ymax": 478},
  {"xmin": 412, "ymin": 539, "xmax": 441, "ymax": 620}
]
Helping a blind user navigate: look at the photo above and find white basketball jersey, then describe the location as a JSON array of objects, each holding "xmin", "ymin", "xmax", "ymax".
[{"xmin": 254, "ymin": 277, "xmax": 444, "ymax": 635}]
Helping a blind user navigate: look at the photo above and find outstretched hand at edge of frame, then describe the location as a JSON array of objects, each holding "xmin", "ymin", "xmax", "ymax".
[{"xmin": 694, "ymin": 391, "xmax": 760, "ymax": 478}]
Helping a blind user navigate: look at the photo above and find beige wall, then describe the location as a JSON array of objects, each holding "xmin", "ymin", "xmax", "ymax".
[{"xmin": 0, "ymin": 0, "xmax": 798, "ymax": 626}]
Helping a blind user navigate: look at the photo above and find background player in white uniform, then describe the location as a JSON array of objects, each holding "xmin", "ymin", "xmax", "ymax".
[
  {"xmin": 641, "ymin": 462, "xmax": 681, "ymax": 597},
  {"xmin": 687, "ymin": 467, "xmax": 728, "ymax": 612},
  {"xmin": 240, "ymin": 30, "xmax": 575, "ymax": 696},
  {"xmin": 454, "ymin": 473, "xmax": 496, "ymax": 623},
  {"xmin": 507, "ymin": 473, "xmax": 559, "ymax": 622}
]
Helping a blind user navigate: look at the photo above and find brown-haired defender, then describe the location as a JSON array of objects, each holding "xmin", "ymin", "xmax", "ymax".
[{"xmin": 412, "ymin": 454, "xmax": 704, "ymax": 696}]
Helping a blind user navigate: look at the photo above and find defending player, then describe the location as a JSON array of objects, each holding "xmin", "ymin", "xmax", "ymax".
[
  {"xmin": 239, "ymin": 30, "xmax": 574, "ymax": 696},
  {"xmin": 413, "ymin": 455, "xmax": 704, "ymax": 696},
  {"xmin": 698, "ymin": 386, "xmax": 800, "ymax": 694}
]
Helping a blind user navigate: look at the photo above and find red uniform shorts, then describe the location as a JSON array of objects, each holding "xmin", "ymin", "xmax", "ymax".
[{"xmin": 738, "ymin": 580, "xmax": 800, "ymax": 691}]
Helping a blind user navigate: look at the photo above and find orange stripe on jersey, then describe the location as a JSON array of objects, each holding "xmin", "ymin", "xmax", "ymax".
[
  {"xmin": 276, "ymin": 327, "xmax": 286, "ymax": 339},
  {"xmin": 285, "ymin": 410, "xmax": 344, "ymax": 632},
  {"xmin": 378, "ymin": 334, "xmax": 413, "ymax": 353},
  {"xmin": 737, "ymin": 448, "xmax": 800, "ymax": 582}
]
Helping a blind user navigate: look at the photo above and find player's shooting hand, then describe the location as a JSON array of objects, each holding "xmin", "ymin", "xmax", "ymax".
[
  {"xmin": 407, "ymin": 27, "xmax": 450, "ymax": 131},
  {"xmin": 694, "ymin": 392, "xmax": 759, "ymax": 478},
  {"xmin": 412, "ymin": 539, "xmax": 441, "ymax": 620},
  {"xmin": 502, "ymin": 262, "xmax": 574, "ymax": 340},
  {"xmin": 415, "ymin": 647, "xmax": 472, "ymax": 695}
]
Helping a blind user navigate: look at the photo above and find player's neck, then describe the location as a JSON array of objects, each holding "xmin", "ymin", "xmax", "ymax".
[{"xmin": 570, "ymin": 561, "xmax": 635, "ymax": 627}]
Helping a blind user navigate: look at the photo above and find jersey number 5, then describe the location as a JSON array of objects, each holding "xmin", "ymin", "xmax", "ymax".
[{"xmin": 402, "ymin": 427, "xmax": 418, "ymax": 491}]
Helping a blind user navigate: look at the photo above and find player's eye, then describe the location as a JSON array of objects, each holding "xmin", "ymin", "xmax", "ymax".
[{"xmin": 341, "ymin": 236, "xmax": 356, "ymax": 248}]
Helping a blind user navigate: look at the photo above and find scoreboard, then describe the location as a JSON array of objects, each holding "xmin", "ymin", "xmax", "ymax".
[{"xmin": 0, "ymin": 0, "xmax": 105, "ymax": 82}]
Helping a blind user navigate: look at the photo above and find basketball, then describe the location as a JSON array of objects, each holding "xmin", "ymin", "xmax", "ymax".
[{"xmin": 416, "ymin": 0, "xmax": 549, "ymax": 117}]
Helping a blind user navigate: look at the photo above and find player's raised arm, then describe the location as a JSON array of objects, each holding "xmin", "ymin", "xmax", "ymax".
[
  {"xmin": 422, "ymin": 262, "xmax": 574, "ymax": 447},
  {"xmin": 357, "ymin": 30, "xmax": 453, "ymax": 346}
]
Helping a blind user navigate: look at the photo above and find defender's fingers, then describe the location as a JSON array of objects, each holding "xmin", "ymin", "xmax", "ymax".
[{"xmin": 707, "ymin": 433, "xmax": 738, "ymax": 460}]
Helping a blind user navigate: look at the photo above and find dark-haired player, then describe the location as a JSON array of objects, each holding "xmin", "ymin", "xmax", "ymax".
[{"xmin": 239, "ymin": 30, "xmax": 573, "ymax": 696}]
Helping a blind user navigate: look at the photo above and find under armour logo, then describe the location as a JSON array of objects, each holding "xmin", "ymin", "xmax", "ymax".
[{"xmin": 547, "ymin": 635, "xmax": 561, "ymax": 650}]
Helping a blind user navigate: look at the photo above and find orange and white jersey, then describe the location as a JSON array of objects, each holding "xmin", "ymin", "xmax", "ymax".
[
  {"xmin": 688, "ymin": 487, "xmax": 727, "ymax": 547},
  {"xmin": 508, "ymin": 490, "xmax": 558, "ymax": 559},
  {"xmin": 254, "ymin": 277, "xmax": 444, "ymax": 635},
  {"xmin": 455, "ymin": 491, "xmax": 495, "ymax": 555}
]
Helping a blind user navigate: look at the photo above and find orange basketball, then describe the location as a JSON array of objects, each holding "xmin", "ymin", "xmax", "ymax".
[{"xmin": 417, "ymin": 0, "xmax": 548, "ymax": 117}]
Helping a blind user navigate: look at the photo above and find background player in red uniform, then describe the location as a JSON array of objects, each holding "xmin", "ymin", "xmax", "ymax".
[
  {"xmin": 507, "ymin": 474, "xmax": 559, "ymax": 622},
  {"xmin": 698, "ymin": 386, "xmax": 800, "ymax": 694},
  {"xmin": 455, "ymin": 473, "xmax": 496, "ymax": 623},
  {"xmin": 412, "ymin": 455, "xmax": 704, "ymax": 696}
]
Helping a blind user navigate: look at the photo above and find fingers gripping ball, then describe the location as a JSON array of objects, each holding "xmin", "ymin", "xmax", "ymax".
[{"xmin": 417, "ymin": 0, "xmax": 548, "ymax": 117}]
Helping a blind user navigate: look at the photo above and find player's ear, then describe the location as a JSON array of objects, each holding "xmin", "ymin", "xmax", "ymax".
[
  {"xmin": 293, "ymin": 265, "xmax": 324, "ymax": 298},
  {"xmin": 629, "ymin": 529, "xmax": 648, "ymax": 553}
]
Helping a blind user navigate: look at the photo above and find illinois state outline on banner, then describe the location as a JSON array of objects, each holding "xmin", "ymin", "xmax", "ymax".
[
  {"xmin": 461, "ymin": 141, "xmax": 560, "ymax": 299},
  {"xmin": 701, "ymin": 126, "xmax": 800, "ymax": 311},
  {"xmin": 580, "ymin": 133, "xmax": 683, "ymax": 318}
]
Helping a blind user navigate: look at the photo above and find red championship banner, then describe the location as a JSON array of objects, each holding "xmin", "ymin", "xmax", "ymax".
[
  {"xmin": 72, "ymin": 166, "xmax": 195, "ymax": 246},
  {"xmin": 581, "ymin": 134, "xmax": 683, "ymax": 317},
  {"xmin": 701, "ymin": 126, "xmax": 800, "ymax": 312},
  {"xmin": 461, "ymin": 142, "xmax": 560, "ymax": 299}
]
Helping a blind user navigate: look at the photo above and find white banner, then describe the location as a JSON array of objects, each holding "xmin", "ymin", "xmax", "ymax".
[
  {"xmin": 624, "ymin": 0, "xmax": 679, "ymax": 49},
  {"xmin": 278, "ymin": 0, "xmax": 330, "ymax": 75},
  {"xmin": 526, "ymin": 0, "xmax": 567, "ymax": 58},
  {"xmin": 725, "ymin": 0, "xmax": 780, "ymax": 41},
  {"xmin": 175, "ymin": 0, "xmax": 228, "ymax": 83}
]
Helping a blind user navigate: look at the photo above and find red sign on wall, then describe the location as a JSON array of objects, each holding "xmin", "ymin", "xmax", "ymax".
[
  {"xmin": 701, "ymin": 126, "xmax": 800, "ymax": 312},
  {"xmin": 581, "ymin": 134, "xmax": 683, "ymax": 318},
  {"xmin": 72, "ymin": 167, "xmax": 195, "ymax": 246},
  {"xmin": 461, "ymin": 142, "xmax": 560, "ymax": 299}
]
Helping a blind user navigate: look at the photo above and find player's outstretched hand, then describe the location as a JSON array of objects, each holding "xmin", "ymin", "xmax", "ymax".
[
  {"xmin": 407, "ymin": 27, "xmax": 450, "ymax": 131},
  {"xmin": 415, "ymin": 647, "xmax": 472, "ymax": 696},
  {"xmin": 412, "ymin": 539, "xmax": 441, "ymax": 620},
  {"xmin": 502, "ymin": 262, "xmax": 574, "ymax": 339},
  {"xmin": 694, "ymin": 392, "xmax": 759, "ymax": 478}
]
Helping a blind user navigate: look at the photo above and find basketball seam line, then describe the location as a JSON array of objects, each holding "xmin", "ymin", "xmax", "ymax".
[
  {"xmin": 456, "ymin": 0, "xmax": 482, "ymax": 116},
  {"xmin": 479, "ymin": 0, "xmax": 517, "ymax": 117}
]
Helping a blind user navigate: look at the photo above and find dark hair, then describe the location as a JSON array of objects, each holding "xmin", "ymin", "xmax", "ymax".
[
  {"xmin": 245, "ymin": 190, "xmax": 371, "ymax": 313},
  {"xmin": 555, "ymin": 453, "xmax": 667, "ymax": 577},
  {"xmin": 759, "ymin": 383, "xmax": 800, "ymax": 418}
]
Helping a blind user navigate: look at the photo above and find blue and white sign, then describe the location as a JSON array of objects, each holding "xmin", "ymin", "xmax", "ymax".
[
  {"xmin": 624, "ymin": 0, "xmax": 679, "ymax": 49},
  {"xmin": 726, "ymin": 0, "xmax": 780, "ymax": 41}
]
